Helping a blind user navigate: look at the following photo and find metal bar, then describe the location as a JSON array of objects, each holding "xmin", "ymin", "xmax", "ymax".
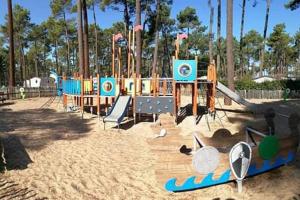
[{"xmin": 246, "ymin": 127, "xmax": 267, "ymax": 138}]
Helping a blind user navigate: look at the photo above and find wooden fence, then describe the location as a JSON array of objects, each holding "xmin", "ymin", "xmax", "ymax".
[
  {"xmin": 1, "ymin": 86, "xmax": 300, "ymax": 100},
  {"xmin": 0, "ymin": 87, "xmax": 57, "ymax": 100},
  {"xmin": 181, "ymin": 86, "xmax": 300, "ymax": 99}
]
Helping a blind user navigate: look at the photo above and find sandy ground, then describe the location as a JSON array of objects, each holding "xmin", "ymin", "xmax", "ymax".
[{"xmin": 0, "ymin": 97, "xmax": 299, "ymax": 200}]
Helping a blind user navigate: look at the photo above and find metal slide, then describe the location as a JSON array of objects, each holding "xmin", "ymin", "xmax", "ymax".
[
  {"xmin": 216, "ymin": 81, "xmax": 256, "ymax": 111},
  {"xmin": 103, "ymin": 95, "xmax": 132, "ymax": 129}
]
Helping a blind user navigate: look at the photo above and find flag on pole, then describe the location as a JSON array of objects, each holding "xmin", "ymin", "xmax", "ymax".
[
  {"xmin": 134, "ymin": 24, "xmax": 143, "ymax": 32},
  {"xmin": 178, "ymin": 33, "xmax": 188, "ymax": 40},
  {"xmin": 114, "ymin": 33, "xmax": 123, "ymax": 41}
]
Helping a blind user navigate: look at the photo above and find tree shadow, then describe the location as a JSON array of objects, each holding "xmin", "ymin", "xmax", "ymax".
[
  {"xmin": 0, "ymin": 102, "xmax": 15, "ymax": 107},
  {"xmin": 2, "ymin": 136, "xmax": 33, "ymax": 170},
  {"xmin": 0, "ymin": 176, "xmax": 48, "ymax": 199},
  {"xmin": 0, "ymin": 108, "xmax": 93, "ymax": 152}
]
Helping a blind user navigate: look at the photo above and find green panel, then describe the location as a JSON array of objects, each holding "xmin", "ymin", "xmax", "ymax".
[{"xmin": 258, "ymin": 136, "xmax": 279, "ymax": 160}]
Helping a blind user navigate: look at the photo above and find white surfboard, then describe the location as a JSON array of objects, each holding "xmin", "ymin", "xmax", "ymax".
[{"xmin": 229, "ymin": 141, "xmax": 252, "ymax": 193}]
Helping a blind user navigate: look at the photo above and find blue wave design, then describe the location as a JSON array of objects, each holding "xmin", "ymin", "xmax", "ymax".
[
  {"xmin": 165, "ymin": 152, "xmax": 295, "ymax": 192},
  {"xmin": 165, "ymin": 169, "xmax": 231, "ymax": 192},
  {"xmin": 247, "ymin": 152, "xmax": 295, "ymax": 176}
]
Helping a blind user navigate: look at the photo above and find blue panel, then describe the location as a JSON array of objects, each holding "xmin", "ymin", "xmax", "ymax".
[
  {"xmin": 100, "ymin": 77, "xmax": 116, "ymax": 96},
  {"xmin": 247, "ymin": 151, "xmax": 295, "ymax": 176},
  {"xmin": 173, "ymin": 60, "xmax": 197, "ymax": 82}
]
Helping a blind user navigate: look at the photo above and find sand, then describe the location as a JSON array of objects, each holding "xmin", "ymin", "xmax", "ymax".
[{"xmin": 0, "ymin": 97, "xmax": 299, "ymax": 200}]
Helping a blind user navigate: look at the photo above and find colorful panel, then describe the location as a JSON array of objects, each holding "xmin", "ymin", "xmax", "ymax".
[
  {"xmin": 84, "ymin": 81, "xmax": 92, "ymax": 93},
  {"xmin": 173, "ymin": 60, "xmax": 197, "ymax": 82},
  {"xmin": 124, "ymin": 78, "xmax": 135, "ymax": 94},
  {"xmin": 100, "ymin": 77, "xmax": 116, "ymax": 96}
]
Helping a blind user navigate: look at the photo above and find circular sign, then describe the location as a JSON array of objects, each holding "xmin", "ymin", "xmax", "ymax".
[
  {"xmin": 192, "ymin": 146, "xmax": 220, "ymax": 175},
  {"xmin": 19, "ymin": 87, "xmax": 24, "ymax": 93},
  {"xmin": 178, "ymin": 63, "xmax": 192, "ymax": 77},
  {"xmin": 258, "ymin": 136, "xmax": 279, "ymax": 160},
  {"xmin": 102, "ymin": 81, "xmax": 113, "ymax": 93}
]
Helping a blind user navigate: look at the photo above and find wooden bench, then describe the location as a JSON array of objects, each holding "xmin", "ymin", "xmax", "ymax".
[{"xmin": 0, "ymin": 92, "xmax": 7, "ymax": 103}]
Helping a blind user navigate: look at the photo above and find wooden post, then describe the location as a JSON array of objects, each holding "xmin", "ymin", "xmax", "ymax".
[
  {"xmin": 132, "ymin": 29, "xmax": 135, "ymax": 74},
  {"xmin": 173, "ymin": 81, "xmax": 177, "ymax": 123},
  {"xmin": 193, "ymin": 80, "xmax": 198, "ymax": 117},
  {"xmin": 175, "ymin": 34, "xmax": 179, "ymax": 59},
  {"xmin": 63, "ymin": 73, "xmax": 67, "ymax": 109},
  {"xmin": 138, "ymin": 74, "xmax": 142, "ymax": 96},
  {"xmin": 128, "ymin": 30, "xmax": 131, "ymax": 78},
  {"xmin": 90, "ymin": 75, "xmax": 93, "ymax": 106},
  {"xmin": 133, "ymin": 73, "xmax": 137, "ymax": 124},
  {"xmin": 105, "ymin": 97, "xmax": 108, "ymax": 114},
  {"xmin": 97, "ymin": 74, "xmax": 100, "ymax": 118},
  {"xmin": 153, "ymin": 73, "xmax": 156, "ymax": 97},
  {"xmin": 193, "ymin": 56, "xmax": 198, "ymax": 116},
  {"xmin": 80, "ymin": 75, "xmax": 84, "ymax": 113},
  {"xmin": 163, "ymin": 79, "xmax": 167, "ymax": 96},
  {"xmin": 112, "ymin": 34, "xmax": 115, "ymax": 77},
  {"xmin": 118, "ymin": 47, "xmax": 121, "ymax": 79},
  {"xmin": 176, "ymin": 84, "xmax": 180, "ymax": 109},
  {"xmin": 156, "ymin": 74, "xmax": 159, "ymax": 96},
  {"xmin": 211, "ymin": 60, "xmax": 216, "ymax": 112}
]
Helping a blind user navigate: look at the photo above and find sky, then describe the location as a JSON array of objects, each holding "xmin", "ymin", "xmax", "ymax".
[{"xmin": 0, "ymin": 0, "xmax": 299, "ymax": 39}]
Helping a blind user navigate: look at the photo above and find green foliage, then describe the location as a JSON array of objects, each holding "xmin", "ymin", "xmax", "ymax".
[
  {"xmin": 176, "ymin": 7, "xmax": 200, "ymax": 33},
  {"xmin": 235, "ymin": 76, "xmax": 300, "ymax": 90},
  {"xmin": 285, "ymin": 0, "xmax": 300, "ymax": 10}
]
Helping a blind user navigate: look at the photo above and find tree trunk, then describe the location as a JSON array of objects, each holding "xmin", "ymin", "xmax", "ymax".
[
  {"xmin": 151, "ymin": 0, "xmax": 160, "ymax": 76},
  {"xmin": 34, "ymin": 40, "xmax": 39, "ymax": 77},
  {"xmin": 123, "ymin": 0, "xmax": 130, "ymax": 34},
  {"xmin": 43, "ymin": 36, "xmax": 47, "ymax": 73},
  {"xmin": 63, "ymin": 12, "xmax": 71, "ymax": 76},
  {"xmin": 208, "ymin": 5, "xmax": 214, "ymax": 63},
  {"xmin": 185, "ymin": 27, "xmax": 190, "ymax": 59},
  {"xmin": 82, "ymin": 0, "xmax": 90, "ymax": 78},
  {"xmin": 260, "ymin": 0, "xmax": 270, "ymax": 77},
  {"xmin": 19, "ymin": 46, "xmax": 23, "ymax": 84},
  {"xmin": 55, "ymin": 40, "xmax": 60, "ymax": 75},
  {"xmin": 239, "ymin": 0, "xmax": 246, "ymax": 77},
  {"xmin": 135, "ymin": 0, "xmax": 142, "ymax": 77},
  {"xmin": 225, "ymin": 0, "xmax": 235, "ymax": 105},
  {"xmin": 7, "ymin": 0, "xmax": 15, "ymax": 89},
  {"xmin": 77, "ymin": 0, "xmax": 84, "ymax": 76},
  {"xmin": 92, "ymin": 3, "xmax": 99, "ymax": 74},
  {"xmin": 217, "ymin": 0, "xmax": 221, "ymax": 76},
  {"xmin": 21, "ymin": 46, "xmax": 26, "ymax": 81}
]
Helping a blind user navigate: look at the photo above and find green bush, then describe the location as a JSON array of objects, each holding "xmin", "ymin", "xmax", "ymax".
[
  {"xmin": 221, "ymin": 77, "xmax": 300, "ymax": 90},
  {"xmin": 235, "ymin": 78, "xmax": 300, "ymax": 90}
]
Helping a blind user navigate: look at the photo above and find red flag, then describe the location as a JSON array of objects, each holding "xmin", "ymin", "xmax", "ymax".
[
  {"xmin": 178, "ymin": 33, "xmax": 188, "ymax": 40},
  {"xmin": 134, "ymin": 25, "xmax": 143, "ymax": 32},
  {"xmin": 114, "ymin": 33, "xmax": 123, "ymax": 41}
]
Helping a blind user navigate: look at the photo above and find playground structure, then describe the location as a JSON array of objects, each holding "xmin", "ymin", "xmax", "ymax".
[{"xmin": 49, "ymin": 31, "xmax": 299, "ymax": 193}]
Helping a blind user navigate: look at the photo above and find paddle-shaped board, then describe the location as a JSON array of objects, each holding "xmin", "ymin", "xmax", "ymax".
[{"xmin": 229, "ymin": 141, "xmax": 252, "ymax": 193}]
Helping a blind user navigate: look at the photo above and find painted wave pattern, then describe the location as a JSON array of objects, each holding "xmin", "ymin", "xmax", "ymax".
[
  {"xmin": 165, "ymin": 169, "xmax": 231, "ymax": 192},
  {"xmin": 165, "ymin": 152, "xmax": 295, "ymax": 192}
]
